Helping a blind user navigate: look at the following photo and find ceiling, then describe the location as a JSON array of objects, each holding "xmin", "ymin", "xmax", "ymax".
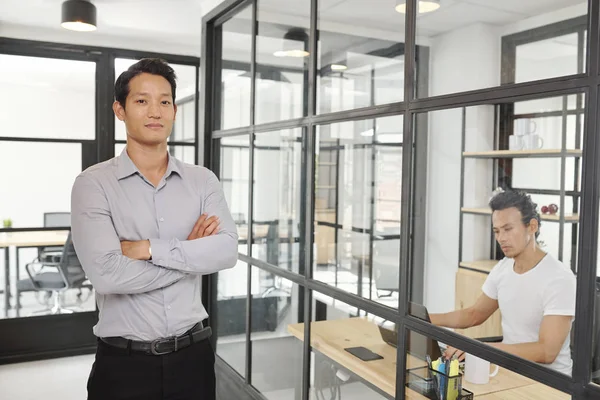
[
  {"xmin": 0, "ymin": 0, "xmax": 585, "ymax": 48},
  {"xmin": 0, "ymin": 0, "xmax": 586, "ymax": 87}
]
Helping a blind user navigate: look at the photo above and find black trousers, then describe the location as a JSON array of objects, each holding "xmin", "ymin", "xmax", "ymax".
[{"xmin": 87, "ymin": 337, "xmax": 216, "ymax": 400}]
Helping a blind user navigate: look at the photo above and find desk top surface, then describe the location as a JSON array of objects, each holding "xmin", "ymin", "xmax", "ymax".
[
  {"xmin": 0, "ymin": 230, "xmax": 69, "ymax": 247},
  {"xmin": 287, "ymin": 317, "xmax": 565, "ymax": 399}
]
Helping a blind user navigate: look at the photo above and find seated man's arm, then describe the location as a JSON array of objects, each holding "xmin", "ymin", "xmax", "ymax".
[
  {"xmin": 430, "ymin": 293, "xmax": 499, "ymax": 329},
  {"xmin": 71, "ymin": 175, "xmax": 188, "ymax": 295},
  {"xmin": 490, "ymin": 315, "xmax": 572, "ymax": 364},
  {"xmin": 148, "ymin": 170, "xmax": 239, "ymax": 275}
]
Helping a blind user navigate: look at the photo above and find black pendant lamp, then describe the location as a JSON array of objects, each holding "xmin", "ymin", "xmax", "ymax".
[{"xmin": 61, "ymin": 0, "xmax": 97, "ymax": 32}]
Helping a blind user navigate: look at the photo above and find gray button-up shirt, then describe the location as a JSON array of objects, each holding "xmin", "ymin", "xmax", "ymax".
[{"xmin": 71, "ymin": 149, "xmax": 238, "ymax": 341}]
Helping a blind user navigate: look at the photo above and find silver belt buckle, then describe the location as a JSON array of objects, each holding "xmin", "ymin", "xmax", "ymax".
[{"xmin": 150, "ymin": 337, "xmax": 174, "ymax": 355}]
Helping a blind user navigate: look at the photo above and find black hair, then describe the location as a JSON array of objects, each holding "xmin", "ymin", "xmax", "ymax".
[
  {"xmin": 114, "ymin": 58, "xmax": 177, "ymax": 108},
  {"xmin": 489, "ymin": 189, "xmax": 541, "ymax": 238}
]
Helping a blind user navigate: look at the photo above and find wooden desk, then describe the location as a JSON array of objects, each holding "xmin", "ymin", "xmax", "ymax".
[
  {"xmin": 477, "ymin": 383, "xmax": 570, "ymax": 399},
  {"xmin": 287, "ymin": 318, "xmax": 564, "ymax": 399},
  {"xmin": 0, "ymin": 231, "xmax": 69, "ymax": 247},
  {"xmin": 0, "ymin": 230, "xmax": 69, "ymax": 317}
]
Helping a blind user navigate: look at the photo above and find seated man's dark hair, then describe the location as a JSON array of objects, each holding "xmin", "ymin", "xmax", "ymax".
[
  {"xmin": 114, "ymin": 58, "xmax": 177, "ymax": 108},
  {"xmin": 489, "ymin": 189, "xmax": 541, "ymax": 238}
]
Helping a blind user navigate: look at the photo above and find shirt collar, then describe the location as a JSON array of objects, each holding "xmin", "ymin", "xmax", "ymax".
[{"xmin": 117, "ymin": 147, "xmax": 183, "ymax": 180}]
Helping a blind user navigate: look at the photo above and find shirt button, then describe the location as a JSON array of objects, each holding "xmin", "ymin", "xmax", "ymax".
[
  {"xmin": 159, "ymin": 217, "xmax": 165, "ymax": 222},
  {"xmin": 158, "ymin": 259, "xmax": 163, "ymax": 264},
  {"xmin": 167, "ymin": 305, "xmax": 172, "ymax": 310}
]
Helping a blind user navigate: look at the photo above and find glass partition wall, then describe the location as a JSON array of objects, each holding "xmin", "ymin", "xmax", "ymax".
[{"xmin": 203, "ymin": 0, "xmax": 600, "ymax": 399}]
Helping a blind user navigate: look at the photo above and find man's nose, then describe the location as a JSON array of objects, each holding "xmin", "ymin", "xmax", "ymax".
[{"xmin": 148, "ymin": 102, "xmax": 161, "ymax": 118}]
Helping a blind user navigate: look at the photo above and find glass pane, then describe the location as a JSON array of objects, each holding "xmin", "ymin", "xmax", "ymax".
[
  {"xmin": 114, "ymin": 58, "xmax": 197, "ymax": 140},
  {"xmin": 404, "ymin": 329, "xmax": 571, "ymax": 399},
  {"xmin": 251, "ymin": 268, "xmax": 302, "ymax": 399},
  {"xmin": 219, "ymin": 136, "xmax": 250, "ymax": 255},
  {"xmin": 0, "ymin": 54, "xmax": 95, "ymax": 140},
  {"xmin": 215, "ymin": 260, "xmax": 249, "ymax": 378},
  {"xmin": 411, "ymin": 96, "xmax": 583, "ymax": 377},
  {"xmin": 0, "ymin": 142, "xmax": 95, "ymax": 319},
  {"xmin": 308, "ymin": 294, "xmax": 391, "ymax": 399},
  {"xmin": 317, "ymin": 4, "xmax": 405, "ymax": 113},
  {"xmin": 168, "ymin": 145, "xmax": 196, "ymax": 165},
  {"xmin": 255, "ymin": 0, "xmax": 310, "ymax": 124},
  {"xmin": 220, "ymin": 6, "xmax": 253, "ymax": 130},
  {"xmin": 172, "ymin": 99, "xmax": 197, "ymax": 143},
  {"xmin": 314, "ymin": 116, "xmax": 402, "ymax": 308},
  {"xmin": 415, "ymin": 1, "xmax": 587, "ymax": 97},
  {"xmin": 252, "ymin": 128, "xmax": 303, "ymax": 273}
]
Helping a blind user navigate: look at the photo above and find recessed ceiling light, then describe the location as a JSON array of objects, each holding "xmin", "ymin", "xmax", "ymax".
[
  {"xmin": 395, "ymin": 0, "xmax": 441, "ymax": 14},
  {"xmin": 331, "ymin": 64, "xmax": 348, "ymax": 71},
  {"xmin": 61, "ymin": 0, "xmax": 97, "ymax": 32},
  {"xmin": 274, "ymin": 49, "xmax": 309, "ymax": 58}
]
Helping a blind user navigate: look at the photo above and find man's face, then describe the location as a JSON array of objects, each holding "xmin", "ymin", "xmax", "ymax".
[
  {"xmin": 113, "ymin": 72, "xmax": 177, "ymax": 146},
  {"xmin": 492, "ymin": 207, "xmax": 537, "ymax": 258}
]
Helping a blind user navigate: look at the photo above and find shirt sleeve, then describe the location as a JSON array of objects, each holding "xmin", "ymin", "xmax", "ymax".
[
  {"xmin": 543, "ymin": 272, "xmax": 577, "ymax": 317},
  {"xmin": 71, "ymin": 174, "xmax": 188, "ymax": 295},
  {"xmin": 148, "ymin": 169, "xmax": 238, "ymax": 275},
  {"xmin": 481, "ymin": 260, "xmax": 503, "ymax": 300}
]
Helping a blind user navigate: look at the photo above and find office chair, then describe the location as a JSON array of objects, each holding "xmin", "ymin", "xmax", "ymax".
[
  {"xmin": 14, "ymin": 212, "xmax": 71, "ymax": 311},
  {"xmin": 16, "ymin": 231, "xmax": 88, "ymax": 315},
  {"xmin": 39, "ymin": 212, "xmax": 71, "ymax": 263}
]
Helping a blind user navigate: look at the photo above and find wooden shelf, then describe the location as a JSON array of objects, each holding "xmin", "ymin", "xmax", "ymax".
[
  {"xmin": 459, "ymin": 260, "xmax": 499, "ymax": 273},
  {"xmin": 461, "ymin": 207, "xmax": 580, "ymax": 222},
  {"xmin": 462, "ymin": 149, "xmax": 582, "ymax": 159}
]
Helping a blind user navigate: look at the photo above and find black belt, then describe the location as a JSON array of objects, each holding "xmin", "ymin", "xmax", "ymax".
[{"xmin": 100, "ymin": 323, "xmax": 212, "ymax": 356}]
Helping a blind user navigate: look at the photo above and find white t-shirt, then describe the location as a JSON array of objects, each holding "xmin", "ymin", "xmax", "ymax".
[{"xmin": 481, "ymin": 253, "xmax": 576, "ymax": 375}]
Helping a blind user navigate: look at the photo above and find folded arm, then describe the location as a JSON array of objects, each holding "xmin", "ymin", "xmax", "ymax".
[
  {"xmin": 71, "ymin": 175, "xmax": 188, "ymax": 295},
  {"xmin": 148, "ymin": 170, "xmax": 239, "ymax": 274}
]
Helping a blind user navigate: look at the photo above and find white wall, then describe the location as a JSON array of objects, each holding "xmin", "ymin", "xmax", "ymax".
[{"xmin": 423, "ymin": 22, "xmax": 499, "ymax": 313}]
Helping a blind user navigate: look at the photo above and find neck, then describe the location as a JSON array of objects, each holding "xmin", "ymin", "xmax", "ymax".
[
  {"xmin": 125, "ymin": 140, "xmax": 169, "ymax": 184},
  {"xmin": 513, "ymin": 242, "xmax": 546, "ymax": 273}
]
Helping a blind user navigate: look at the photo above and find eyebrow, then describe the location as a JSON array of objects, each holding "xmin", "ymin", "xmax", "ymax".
[
  {"xmin": 131, "ymin": 92, "xmax": 172, "ymax": 97},
  {"xmin": 493, "ymin": 223, "xmax": 511, "ymax": 230}
]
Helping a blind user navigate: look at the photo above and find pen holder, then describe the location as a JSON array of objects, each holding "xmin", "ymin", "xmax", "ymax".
[{"xmin": 406, "ymin": 366, "xmax": 473, "ymax": 400}]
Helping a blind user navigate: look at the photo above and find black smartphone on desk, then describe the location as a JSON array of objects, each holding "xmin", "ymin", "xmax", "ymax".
[{"xmin": 344, "ymin": 346, "xmax": 384, "ymax": 361}]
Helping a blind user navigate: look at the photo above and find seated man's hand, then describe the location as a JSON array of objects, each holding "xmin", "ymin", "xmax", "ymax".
[
  {"xmin": 444, "ymin": 346, "xmax": 466, "ymax": 361},
  {"xmin": 121, "ymin": 240, "xmax": 151, "ymax": 261},
  {"xmin": 187, "ymin": 214, "xmax": 220, "ymax": 240}
]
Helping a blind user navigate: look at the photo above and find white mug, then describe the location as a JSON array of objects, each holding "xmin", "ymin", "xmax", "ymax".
[
  {"xmin": 464, "ymin": 354, "xmax": 499, "ymax": 385},
  {"xmin": 508, "ymin": 135, "xmax": 524, "ymax": 151},
  {"xmin": 522, "ymin": 134, "xmax": 544, "ymax": 150},
  {"xmin": 515, "ymin": 118, "xmax": 537, "ymax": 136}
]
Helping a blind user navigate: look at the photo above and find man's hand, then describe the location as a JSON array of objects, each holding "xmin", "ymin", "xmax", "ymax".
[
  {"xmin": 444, "ymin": 346, "xmax": 466, "ymax": 361},
  {"xmin": 121, "ymin": 240, "xmax": 151, "ymax": 261},
  {"xmin": 187, "ymin": 213, "xmax": 220, "ymax": 240}
]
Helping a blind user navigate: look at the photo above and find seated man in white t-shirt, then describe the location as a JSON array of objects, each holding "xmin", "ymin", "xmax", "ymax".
[{"xmin": 429, "ymin": 189, "xmax": 577, "ymax": 375}]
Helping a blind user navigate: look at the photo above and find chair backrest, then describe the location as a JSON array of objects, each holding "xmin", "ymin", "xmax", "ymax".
[
  {"xmin": 41, "ymin": 212, "xmax": 71, "ymax": 256},
  {"xmin": 56, "ymin": 231, "xmax": 87, "ymax": 288},
  {"xmin": 44, "ymin": 212, "xmax": 71, "ymax": 228}
]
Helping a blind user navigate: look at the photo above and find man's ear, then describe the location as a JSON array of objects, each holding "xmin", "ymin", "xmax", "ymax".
[
  {"xmin": 529, "ymin": 218, "xmax": 539, "ymax": 236},
  {"xmin": 113, "ymin": 101, "xmax": 126, "ymax": 121},
  {"xmin": 173, "ymin": 103, "xmax": 178, "ymax": 119}
]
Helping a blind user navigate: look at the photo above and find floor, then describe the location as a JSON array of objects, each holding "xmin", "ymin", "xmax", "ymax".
[{"xmin": 0, "ymin": 354, "xmax": 94, "ymax": 400}]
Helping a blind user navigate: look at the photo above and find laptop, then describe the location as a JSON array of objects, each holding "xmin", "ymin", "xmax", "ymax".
[{"xmin": 378, "ymin": 302, "xmax": 443, "ymax": 361}]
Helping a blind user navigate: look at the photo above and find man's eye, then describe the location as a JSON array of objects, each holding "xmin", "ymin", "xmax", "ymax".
[
  {"xmin": 136, "ymin": 99, "xmax": 146, "ymax": 104},
  {"xmin": 162, "ymin": 101, "xmax": 171, "ymax": 105}
]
